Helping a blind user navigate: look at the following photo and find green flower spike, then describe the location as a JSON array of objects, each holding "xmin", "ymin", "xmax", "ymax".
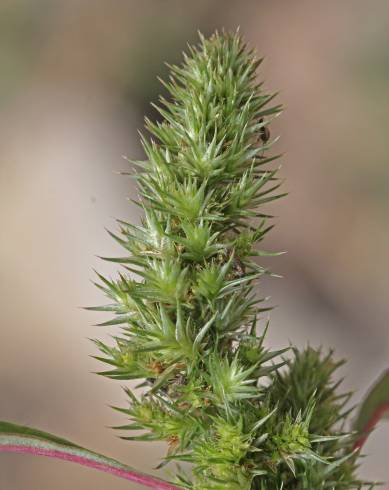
[{"xmin": 93, "ymin": 31, "xmax": 375, "ymax": 489}]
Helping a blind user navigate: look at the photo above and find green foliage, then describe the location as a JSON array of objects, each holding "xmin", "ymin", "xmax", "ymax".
[
  {"xmin": 354, "ymin": 370, "xmax": 389, "ymax": 449},
  {"xmin": 93, "ymin": 31, "xmax": 375, "ymax": 488}
]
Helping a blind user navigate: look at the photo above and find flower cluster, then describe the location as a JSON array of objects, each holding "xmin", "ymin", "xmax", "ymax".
[{"xmin": 91, "ymin": 32, "xmax": 372, "ymax": 489}]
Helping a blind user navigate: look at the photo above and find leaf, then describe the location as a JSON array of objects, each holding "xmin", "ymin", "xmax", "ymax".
[
  {"xmin": 353, "ymin": 369, "xmax": 389, "ymax": 449},
  {"xmin": 0, "ymin": 420, "xmax": 181, "ymax": 490}
]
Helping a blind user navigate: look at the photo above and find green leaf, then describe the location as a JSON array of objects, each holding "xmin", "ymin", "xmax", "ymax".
[
  {"xmin": 0, "ymin": 420, "xmax": 181, "ymax": 490},
  {"xmin": 353, "ymin": 369, "xmax": 389, "ymax": 449}
]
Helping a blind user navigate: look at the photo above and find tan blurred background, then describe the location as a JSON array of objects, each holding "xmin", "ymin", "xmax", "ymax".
[{"xmin": 0, "ymin": 1, "xmax": 388, "ymax": 488}]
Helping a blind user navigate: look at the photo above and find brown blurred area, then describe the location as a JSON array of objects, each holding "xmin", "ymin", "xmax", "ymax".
[{"xmin": 0, "ymin": 1, "xmax": 388, "ymax": 488}]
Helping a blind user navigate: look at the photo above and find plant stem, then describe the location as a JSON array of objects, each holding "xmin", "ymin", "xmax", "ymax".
[{"xmin": 0, "ymin": 441, "xmax": 181, "ymax": 490}]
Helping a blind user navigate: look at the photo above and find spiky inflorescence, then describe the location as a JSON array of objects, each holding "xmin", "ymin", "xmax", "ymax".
[{"xmin": 91, "ymin": 32, "xmax": 373, "ymax": 489}]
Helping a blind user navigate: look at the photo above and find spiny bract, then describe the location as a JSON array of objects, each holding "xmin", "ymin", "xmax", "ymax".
[{"xmin": 91, "ymin": 31, "xmax": 373, "ymax": 489}]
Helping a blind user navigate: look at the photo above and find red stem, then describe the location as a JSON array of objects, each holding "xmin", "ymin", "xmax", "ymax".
[
  {"xmin": 354, "ymin": 403, "xmax": 389, "ymax": 450},
  {"xmin": 0, "ymin": 445, "xmax": 181, "ymax": 490}
]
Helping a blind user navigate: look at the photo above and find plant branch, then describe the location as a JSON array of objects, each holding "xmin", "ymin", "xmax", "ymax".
[{"xmin": 0, "ymin": 422, "xmax": 181, "ymax": 490}]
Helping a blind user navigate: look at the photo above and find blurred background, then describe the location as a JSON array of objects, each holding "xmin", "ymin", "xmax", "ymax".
[{"xmin": 0, "ymin": 0, "xmax": 388, "ymax": 488}]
